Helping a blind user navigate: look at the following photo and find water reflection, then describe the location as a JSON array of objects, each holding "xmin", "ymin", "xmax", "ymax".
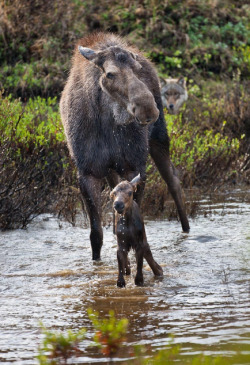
[{"xmin": 0, "ymin": 189, "xmax": 249, "ymax": 363}]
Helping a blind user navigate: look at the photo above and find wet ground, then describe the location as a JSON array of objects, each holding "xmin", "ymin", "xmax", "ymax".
[{"xmin": 0, "ymin": 188, "xmax": 250, "ymax": 364}]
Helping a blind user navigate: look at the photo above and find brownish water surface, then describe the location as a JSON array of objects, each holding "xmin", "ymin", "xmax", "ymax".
[{"xmin": 0, "ymin": 188, "xmax": 250, "ymax": 364}]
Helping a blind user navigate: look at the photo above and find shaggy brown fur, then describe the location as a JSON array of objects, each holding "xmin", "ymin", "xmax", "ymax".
[{"xmin": 60, "ymin": 32, "xmax": 189, "ymax": 260}]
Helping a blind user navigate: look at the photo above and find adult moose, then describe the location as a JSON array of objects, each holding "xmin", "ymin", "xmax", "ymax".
[{"xmin": 60, "ymin": 32, "xmax": 189, "ymax": 260}]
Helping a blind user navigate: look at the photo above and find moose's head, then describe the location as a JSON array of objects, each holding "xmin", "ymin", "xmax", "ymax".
[{"xmin": 79, "ymin": 45, "xmax": 159, "ymax": 125}]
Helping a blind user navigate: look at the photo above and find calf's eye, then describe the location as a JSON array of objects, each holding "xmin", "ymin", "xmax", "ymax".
[{"xmin": 128, "ymin": 191, "xmax": 133, "ymax": 197}]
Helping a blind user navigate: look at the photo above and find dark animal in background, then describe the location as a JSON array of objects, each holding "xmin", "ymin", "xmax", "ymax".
[
  {"xmin": 110, "ymin": 174, "xmax": 163, "ymax": 287},
  {"xmin": 60, "ymin": 32, "xmax": 190, "ymax": 260},
  {"xmin": 160, "ymin": 77, "xmax": 188, "ymax": 114}
]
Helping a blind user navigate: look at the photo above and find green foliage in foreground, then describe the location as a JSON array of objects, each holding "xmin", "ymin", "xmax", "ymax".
[
  {"xmin": 37, "ymin": 326, "xmax": 86, "ymax": 365},
  {"xmin": 37, "ymin": 310, "xmax": 249, "ymax": 365},
  {"xmin": 87, "ymin": 308, "xmax": 128, "ymax": 357}
]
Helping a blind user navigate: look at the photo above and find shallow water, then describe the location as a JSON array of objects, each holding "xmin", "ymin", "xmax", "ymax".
[{"xmin": 0, "ymin": 188, "xmax": 250, "ymax": 364}]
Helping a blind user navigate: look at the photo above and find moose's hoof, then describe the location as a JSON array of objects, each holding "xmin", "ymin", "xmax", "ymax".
[
  {"xmin": 135, "ymin": 275, "xmax": 144, "ymax": 286},
  {"xmin": 117, "ymin": 279, "xmax": 126, "ymax": 288},
  {"xmin": 92, "ymin": 250, "xmax": 101, "ymax": 261}
]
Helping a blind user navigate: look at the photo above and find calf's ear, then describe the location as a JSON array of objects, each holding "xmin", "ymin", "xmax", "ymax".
[
  {"xmin": 130, "ymin": 174, "xmax": 142, "ymax": 192},
  {"xmin": 78, "ymin": 46, "xmax": 97, "ymax": 61}
]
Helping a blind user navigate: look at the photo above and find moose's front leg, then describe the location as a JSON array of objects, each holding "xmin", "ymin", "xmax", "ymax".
[
  {"xmin": 78, "ymin": 174, "xmax": 103, "ymax": 260},
  {"xmin": 150, "ymin": 140, "xmax": 190, "ymax": 233}
]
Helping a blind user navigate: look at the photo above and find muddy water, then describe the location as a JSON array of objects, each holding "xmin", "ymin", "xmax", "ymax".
[{"xmin": 0, "ymin": 189, "xmax": 250, "ymax": 364}]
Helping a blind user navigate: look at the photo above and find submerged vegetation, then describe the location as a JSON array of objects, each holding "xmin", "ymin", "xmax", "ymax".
[
  {"xmin": 0, "ymin": 0, "xmax": 249, "ymax": 226},
  {"xmin": 37, "ymin": 309, "xmax": 248, "ymax": 365}
]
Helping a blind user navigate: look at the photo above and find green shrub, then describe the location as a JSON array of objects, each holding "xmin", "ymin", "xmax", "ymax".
[
  {"xmin": 0, "ymin": 93, "xmax": 64, "ymax": 148},
  {"xmin": 0, "ymin": 93, "xmax": 78, "ymax": 229},
  {"xmin": 37, "ymin": 325, "xmax": 86, "ymax": 365},
  {"xmin": 87, "ymin": 308, "xmax": 128, "ymax": 357}
]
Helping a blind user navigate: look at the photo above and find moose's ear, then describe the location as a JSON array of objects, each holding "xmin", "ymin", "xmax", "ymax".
[
  {"xmin": 130, "ymin": 173, "xmax": 142, "ymax": 192},
  {"xmin": 177, "ymin": 76, "xmax": 186, "ymax": 88},
  {"xmin": 78, "ymin": 46, "xmax": 97, "ymax": 61}
]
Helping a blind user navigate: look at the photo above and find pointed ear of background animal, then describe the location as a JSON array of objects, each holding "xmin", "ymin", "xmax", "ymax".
[
  {"xmin": 78, "ymin": 46, "xmax": 97, "ymax": 61},
  {"xmin": 177, "ymin": 76, "xmax": 186, "ymax": 88},
  {"xmin": 130, "ymin": 174, "xmax": 142, "ymax": 192},
  {"xmin": 110, "ymin": 189, "xmax": 114, "ymax": 199},
  {"xmin": 159, "ymin": 77, "xmax": 166, "ymax": 88}
]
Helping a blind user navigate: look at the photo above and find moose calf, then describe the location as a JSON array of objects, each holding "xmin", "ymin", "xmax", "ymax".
[{"xmin": 110, "ymin": 175, "xmax": 163, "ymax": 287}]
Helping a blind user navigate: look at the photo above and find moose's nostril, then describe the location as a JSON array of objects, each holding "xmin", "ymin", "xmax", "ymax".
[
  {"xmin": 114, "ymin": 201, "xmax": 125, "ymax": 213},
  {"xmin": 169, "ymin": 104, "xmax": 174, "ymax": 109}
]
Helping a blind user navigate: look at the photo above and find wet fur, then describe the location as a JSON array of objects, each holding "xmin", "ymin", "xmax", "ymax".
[
  {"xmin": 111, "ymin": 179, "xmax": 163, "ymax": 287},
  {"xmin": 60, "ymin": 32, "xmax": 190, "ymax": 260}
]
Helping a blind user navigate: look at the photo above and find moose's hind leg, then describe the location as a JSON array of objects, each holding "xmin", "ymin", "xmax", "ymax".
[{"xmin": 150, "ymin": 140, "xmax": 190, "ymax": 233}]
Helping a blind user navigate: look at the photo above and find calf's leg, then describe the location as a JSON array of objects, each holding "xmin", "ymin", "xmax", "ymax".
[
  {"xmin": 78, "ymin": 174, "xmax": 103, "ymax": 260},
  {"xmin": 143, "ymin": 245, "xmax": 163, "ymax": 276},
  {"xmin": 117, "ymin": 247, "xmax": 127, "ymax": 287},
  {"xmin": 135, "ymin": 248, "xmax": 144, "ymax": 286},
  {"xmin": 150, "ymin": 140, "xmax": 190, "ymax": 232},
  {"xmin": 125, "ymin": 256, "xmax": 131, "ymax": 275}
]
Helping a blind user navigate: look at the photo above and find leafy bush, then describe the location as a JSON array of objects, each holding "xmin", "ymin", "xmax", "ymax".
[
  {"xmin": 1, "ymin": 78, "xmax": 249, "ymax": 228},
  {"xmin": 0, "ymin": 93, "xmax": 79, "ymax": 229},
  {"xmin": 0, "ymin": 93, "xmax": 64, "ymax": 146}
]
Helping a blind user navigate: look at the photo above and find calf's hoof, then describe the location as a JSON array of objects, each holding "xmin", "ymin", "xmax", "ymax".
[
  {"xmin": 135, "ymin": 275, "xmax": 144, "ymax": 286},
  {"xmin": 155, "ymin": 264, "xmax": 163, "ymax": 276},
  {"xmin": 125, "ymin": 267, "xmax": 131, "ymax": 275},
  {"xmin": 117, "ymin": 278, "xmax": 126, "ymax": 288}
]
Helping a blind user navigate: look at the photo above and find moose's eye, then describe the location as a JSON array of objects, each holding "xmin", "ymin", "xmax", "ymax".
[
  {"xmin": 128, "ymin": 191, "xmax": 133, "ymax": 197},
  {"xmin": 106, "ymin": 72, "xmax": 115, "ymax": 79}
]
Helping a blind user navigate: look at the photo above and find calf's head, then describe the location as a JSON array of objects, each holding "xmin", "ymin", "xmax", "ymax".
[
  {"xmin": 110, "ymin": 174, "xmax": 142, "ymax": 214},
  {"xmin": 79, "ymin": 45, "xmax": 159, "ymax": 125}
]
